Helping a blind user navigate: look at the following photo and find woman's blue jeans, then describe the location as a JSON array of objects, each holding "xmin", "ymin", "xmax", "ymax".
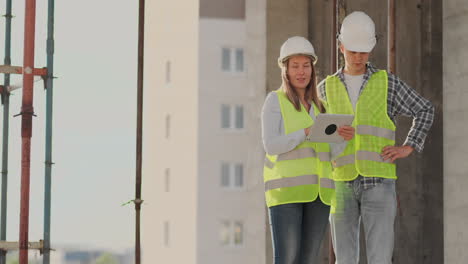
[{"xmin": 268, "ymin": 200, "xmax": 330, "ymax": 264}]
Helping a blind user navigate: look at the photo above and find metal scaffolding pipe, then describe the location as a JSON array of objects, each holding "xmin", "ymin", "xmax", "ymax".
[
  {"xmin": 43, "ymin": 0, "xmax": 55, "ymax": 262},
  {"xmin": 19, "ymin": 0, "xmax": 37, "ymax": 263},
  {"xmin": 388, "ymin": 0, "xmax": 396, "ymax": 73},
  {"xmin": 0, "ymin": 0, "xmax": 13, "ymax": 263},
  {"xmin": 134, "ymin": 0, "xmax": 145, "ymax": 263},
  {"xmin": 331, "ymin": 0, "xmax": 337, "ymax": 73}
]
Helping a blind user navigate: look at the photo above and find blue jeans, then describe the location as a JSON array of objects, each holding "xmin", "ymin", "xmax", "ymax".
[
  {"xmin": 330, "ymin": 178, "xmax": 397, "ymax": 264},
  {"xmin": 269, "ymin": 200, "xmax": 330, "ymax": 264}
]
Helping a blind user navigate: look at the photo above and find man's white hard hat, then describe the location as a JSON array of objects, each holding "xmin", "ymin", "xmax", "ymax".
[
  {"xmin": 278, "ymin": 36, "xmax": 318, "ymax": 67},
  {"xmin": 338, "ymin": 11, "xmax": 376, "ymax": 52}
]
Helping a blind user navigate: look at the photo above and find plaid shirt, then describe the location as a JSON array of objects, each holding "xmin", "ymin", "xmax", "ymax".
[{"xmin": 318, "ymin": 63, "xmax": 435, "ymax": 189}]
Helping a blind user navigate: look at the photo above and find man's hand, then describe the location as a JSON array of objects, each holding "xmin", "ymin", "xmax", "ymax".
[
  {"xmin": 338, "ymin": 126, "xmax": 355, "ymax": 141},
  {"xmin": 381, "ymin": 145, "xmax": 414, "ymax": 162}
]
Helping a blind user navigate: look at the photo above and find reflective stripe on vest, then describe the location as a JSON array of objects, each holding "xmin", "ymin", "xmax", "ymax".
[
  {"xmin": 274, "ymin": 148, "xmax": 330, "ymax": 163},
  {"xmin": 265, "ymin": 174, "xmax": 318, "ymax": 191},
  {"xmin": 320, "ymin": 177, "xmax": 335, "ymax": 189},
  {"xmin": 356, "ymin": 125, "xmax": 395, "ymax": 141},
  {"xmin": 277, "ymin": 147, "xmax": 317, "ymax": 161},
  {"xmin": 318, "ymin": 152, "xmax": 331, "ymax": 162},
  {"xmin": 333, "ymin": 151, "xmax": 393, "ymax": 168}
]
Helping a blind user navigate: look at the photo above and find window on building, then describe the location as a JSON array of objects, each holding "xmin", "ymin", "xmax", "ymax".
[
  {"xmin": 220, "ymin": 220, "xmax": 231, "ymax": 246},
  {"xmin": 222, "ymin": 47, "xmax": 245, "ymax": 73},
  {"xmin": 221, "ymin": 162, "xmax": 230, "ymax": 187},
  {"xmin": 221, "ymin": 104, "xmax": 231, "ymax": 129},
  {"xmin": 166, "ymin": 61, "xmax": 171, "ymax": 84},
  {"xmin": 221, "ymin": 104, "xmax": 244, "ymax": 130},
  {"xmin": 222, "ymin": 48, "xmax": 231, "ymax": 71},
  {"xmin": 164, "ymin": 221, "xmax": 170, "ymax": 247},
  {"xmin": 220, "ymin": 220, "xmax": 244, "ymax": 246},
  {"xmin": 234, "ymin": 221, "xmax": 244, "ymax": 245},
  {"xmin": 165, "ymin": 115, "xmax": 171, "ymax": 138},
  {"xmin": 234, "ymin": 163, "xmax": 243, "ymax": 188},
  {"xmin": 235, "ymin": 105, "xmax": 244, "ymax": 129},
  {"xmin": 165, "ymin": 168, "xmax": 170, "ymax": 192},
  {"xmin": 235, "ymin": 48, "xmax": 244, "ymax": 72},
  {"xmin": 221, "ymin": 162, "xmax": 244, "ymax": 188}
]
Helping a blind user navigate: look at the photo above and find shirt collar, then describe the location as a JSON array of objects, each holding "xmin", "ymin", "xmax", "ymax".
[{"xmin": 335, "ymin": 62, "xmax": 379, "ymax": 83}]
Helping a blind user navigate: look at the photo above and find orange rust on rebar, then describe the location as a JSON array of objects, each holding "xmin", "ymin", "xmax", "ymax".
[
  {"xmin": 0, "ymin": 65, "xmax": 46, "ymax": 76},
  {"xmin": 19, "ymin": 0, "xmax": 37, "ymax": 263}
]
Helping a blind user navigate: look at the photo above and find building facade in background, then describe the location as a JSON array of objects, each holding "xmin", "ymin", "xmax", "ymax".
[{"xmin": 142, "ymin": 0, "xmax": 266, "ymax": 263}]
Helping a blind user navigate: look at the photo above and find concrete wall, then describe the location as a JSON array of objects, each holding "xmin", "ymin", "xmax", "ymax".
[
  {"xmin": 308, "ymin": 0, "xmax": 335, "ymax": 81},
  {"xmin": 141, "ymin": 0, "xmax": 199, "ymax": 263},
  {"xmin": 443, "ymin": 0, "xmax": 468, "ymax": 263},
  {"xmin": 266, "ymin": 0, "xmax": 309, "ymax": 93}
]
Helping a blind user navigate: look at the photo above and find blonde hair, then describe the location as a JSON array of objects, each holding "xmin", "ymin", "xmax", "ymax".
[{"xmin": 279, "ymin": 57, "xmax": 325, "ymax": 113}]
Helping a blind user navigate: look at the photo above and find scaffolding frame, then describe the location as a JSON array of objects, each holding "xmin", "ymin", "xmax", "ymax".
[{"xmin": 0, "ymin": 0, "xmax": 56, "ymax": 264}]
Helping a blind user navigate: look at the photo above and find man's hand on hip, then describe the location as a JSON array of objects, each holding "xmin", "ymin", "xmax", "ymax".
[{"xmin": 381, "ymin": 145, "xmax": 414, "ymax": 162}]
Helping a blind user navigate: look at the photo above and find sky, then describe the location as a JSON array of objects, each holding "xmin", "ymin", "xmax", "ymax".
[{"xmin": 0, "ymin": 0, "xmax": 138, "ymax": 252}]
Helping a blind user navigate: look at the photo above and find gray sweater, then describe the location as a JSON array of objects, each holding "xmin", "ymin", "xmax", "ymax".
[{"xmin": 261, "ymin": 91, "xmax": 316, "ymax": 156}]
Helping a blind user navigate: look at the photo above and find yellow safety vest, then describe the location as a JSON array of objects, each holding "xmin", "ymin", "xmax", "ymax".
[
  {"xmin": 325, "ymin": 70, "xmax": 397, "ymax": 181},
  {"xmin": 263, "ymin": 90, "xmax": 335, "ymax": 207}
]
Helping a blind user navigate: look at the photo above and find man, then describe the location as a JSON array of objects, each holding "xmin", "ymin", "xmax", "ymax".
[{"xmin": 318, "ymin": 11, "xmax": 435, "ymax": 264}]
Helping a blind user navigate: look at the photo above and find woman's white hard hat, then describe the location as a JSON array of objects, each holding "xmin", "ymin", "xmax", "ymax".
[
  {"xmin": 338, "ymin": 11, "xmax": 376, "ymax": 52},
  {"xmin": 278, "ymin": 36, "xmax": 318, "ymax": 67}
]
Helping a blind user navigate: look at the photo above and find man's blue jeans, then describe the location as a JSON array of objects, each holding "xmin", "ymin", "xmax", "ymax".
[
  {"xmin": 268, "ymin": 200, "xmax": 330, "ymax": 264},
  {"xmin": 330, "ymin": 178, "xmax": 397, "ymax": 264}
]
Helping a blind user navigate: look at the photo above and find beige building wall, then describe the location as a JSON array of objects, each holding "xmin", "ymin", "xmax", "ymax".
[
  {"xmin": 197, "ymin": 17, "xmax": 265, "ymax": 264},
  {"xmin": 143, "ymin": 1, "xmax": 265, "ymax": 263},
  {"xmin": 142, "ymin": 0, "xmax": 199, "ymax": 263}
]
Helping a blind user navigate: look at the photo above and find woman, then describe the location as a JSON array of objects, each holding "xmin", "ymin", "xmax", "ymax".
[{"xmin": 261, "ymin": 36, "xmax": 354, "ymax": 263}]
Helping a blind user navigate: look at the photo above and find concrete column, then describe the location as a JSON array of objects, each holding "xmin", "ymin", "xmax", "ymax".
[
  {"xmin": 444, "ymin": 0, "xmax": 468, "ymax": 262},
  {"xmin": 420, "ymin": 1, "xmax": 443, "ymax": 263},
  {"xmin": 308, "ymin": 0, "xmax": 334, "ymax": 81},
  {"xmin": 246, "ymin": 0, "xmax": 268, "ymax": 263}
]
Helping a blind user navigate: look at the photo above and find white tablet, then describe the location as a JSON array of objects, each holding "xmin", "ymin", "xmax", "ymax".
[{"xmin": 307, "ymin": 114, "xmax": 354, "ymax": 143}]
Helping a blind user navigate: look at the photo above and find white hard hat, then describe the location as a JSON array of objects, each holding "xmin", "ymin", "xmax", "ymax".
[
  {"xmin": 278, "ymin": 36, "xmax": 317, "ymax": 67},
  {"xmin": 338, "ymin": 11, "xmax": 376, "ymax": 52}
]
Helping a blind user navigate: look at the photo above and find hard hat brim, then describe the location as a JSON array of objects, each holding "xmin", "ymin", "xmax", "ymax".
[
  {"xmin": 277, "ymin": 54, "xmax": 318, "ymax": 68},
  {"xmin": 339, "ymin": 35, "xmax": 376, "ymax": 53}
]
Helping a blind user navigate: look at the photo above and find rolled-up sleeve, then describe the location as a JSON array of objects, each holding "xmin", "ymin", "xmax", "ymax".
[
  {"xmin": 261, "ymin": 92, "xmax": 306, "ymax": 155},
  {"xmin": 391, "ymin": 77, "xmax": 435, "ymax": 152}
]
